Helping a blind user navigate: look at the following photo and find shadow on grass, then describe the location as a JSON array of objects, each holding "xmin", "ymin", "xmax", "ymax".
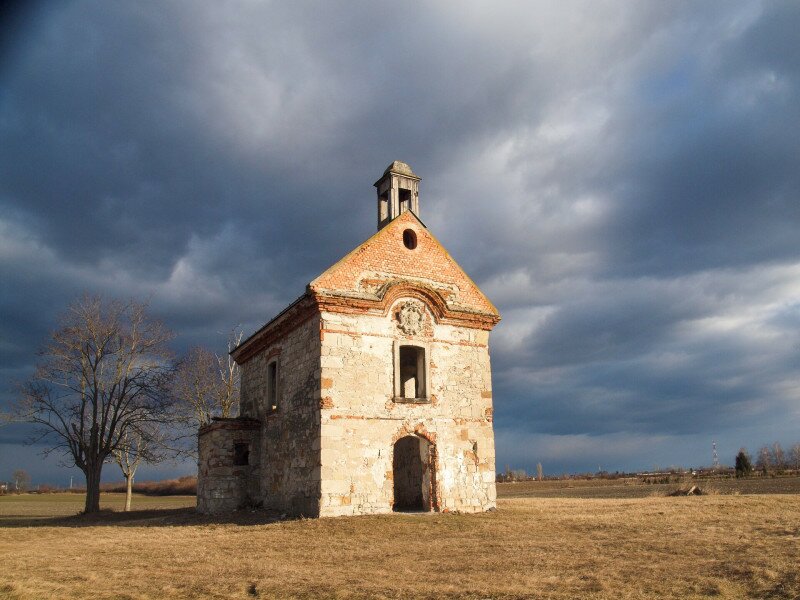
[{"xmin": 0, "ymin": 507, "xmax": 304, "ymax": 529}]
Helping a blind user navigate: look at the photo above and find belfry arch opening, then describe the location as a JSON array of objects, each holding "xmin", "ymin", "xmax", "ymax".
[
  {"xmin": 392, "ymin": 435, "xmax": 435, "ymax": 512},
  {"xmin": 398, "ymin": 188, "xmax": 411, "ymax": 213}
]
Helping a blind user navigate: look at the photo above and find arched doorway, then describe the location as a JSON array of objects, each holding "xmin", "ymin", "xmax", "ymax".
[{"xmin": 392, "ymin": 435, "xmax": 435, "ymax": 512}]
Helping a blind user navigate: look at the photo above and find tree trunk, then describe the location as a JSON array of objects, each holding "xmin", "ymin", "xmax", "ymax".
[
  {"xmin": 84, "ymin": 465, "xmax": 102, "ymax": 514},
  {"xmin": 125, "ymin": 475, "xmax": 133, "ymax": 511}
]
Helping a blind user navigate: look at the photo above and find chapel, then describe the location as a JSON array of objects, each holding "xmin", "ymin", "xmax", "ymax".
[{"xmin": 197, "ymin": 161, "xmax": 501, "ymax": 516}]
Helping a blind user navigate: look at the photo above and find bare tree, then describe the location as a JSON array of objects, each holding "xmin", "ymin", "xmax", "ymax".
[
  {"xmin": 756, "ymin": 445, "xmax": 772, "ymax": 475},
  {"xmin": 15, "ymin": 295, "xmax": 174, "ymax": 514},
  {"xmin": 174, "ymin": 328, "xmax": 243, "ymax": 428},
  {"xmin": 536, "ymin": 462, "xmax": 544, "ymax": 481},
  {"xmin": 12, "ymin": 469, "xmax": 31, "ymax": 493},
  {"xmin": 217, "ymin": 328, "xmax": 243, "ymax": 417},
  {"xmin": 172, "ymin": 347, "xmax": 221, "ymax": 428},
  {"xmin": 771, "ymin": 442, "xmax": 786, "ymax": 472},
  {"xmin": 112, "ymin": 426, "xmax": 165, "ymax": 511},
  {"xmin": 790, "ymin": 444, "xmax": 800, "ymax": 471}
]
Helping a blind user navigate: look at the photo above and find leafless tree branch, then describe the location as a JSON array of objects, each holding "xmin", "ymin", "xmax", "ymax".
[{"xmin": 13, "ymin": 294, "xmax": 175, "ymax": 514}]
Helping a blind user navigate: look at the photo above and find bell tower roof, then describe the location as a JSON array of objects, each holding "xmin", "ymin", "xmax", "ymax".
[
  {"xmin": 374, "ymin": 160, "xmax": 421, "ymax": 230},
  {"xmin": 380, "ymin": 160, "xmax": 417, "ymax": 178}
]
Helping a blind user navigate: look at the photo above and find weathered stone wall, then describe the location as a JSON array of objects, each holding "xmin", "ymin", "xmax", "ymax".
[
  {"xmin": 239, "ymin": 314, "xmax": 322, "ymax": 516},
  {"xmin": 318, "ymin": 297, "xmax": 496, "ymax": 516},
  {"xmin": 197, "ymin": 418, "xmax": 261, "ymax": 514}
]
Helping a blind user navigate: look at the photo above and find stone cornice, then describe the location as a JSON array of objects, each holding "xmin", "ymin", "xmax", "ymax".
[
  {"xmin": 313, "ymin": 281, "xmax": 500, "ymax": 331},
  {"xmin": 230, "ymin": 294, "xmax": 317, "ymax": 365},
  {"xmin": 232, "ymin": 281, "xmax": 499, "ymax": 366}
]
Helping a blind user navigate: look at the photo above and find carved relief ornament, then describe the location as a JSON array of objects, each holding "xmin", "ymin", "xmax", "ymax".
[{"xmin": 395, "ymin": 301, "xmax": 424, "ymax": 335}]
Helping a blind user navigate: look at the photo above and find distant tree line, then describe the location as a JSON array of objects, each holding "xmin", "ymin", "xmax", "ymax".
[
  {"xmin": 734, "ymin": 443, "xmax": 800, "ymax": 478},
  {"xmin": 496, "ymin": 462, "xmax": 546, "ymax": 483},
  {"xmin": 496, "ymin": 443, "xmax": 800, "ymax": 485}
]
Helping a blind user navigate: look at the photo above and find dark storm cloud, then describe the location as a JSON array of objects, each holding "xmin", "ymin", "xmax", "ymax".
[
  {"xmin": 491, "ymin": 263, "xmax": 800, "ymax": 453},
  {"xmin": 1, "ymin": 1, "xmax": 799, "ymax": 480},
  {"xmin": 597, "ymin": 3, "xmax": 800, "ymax": 278}
]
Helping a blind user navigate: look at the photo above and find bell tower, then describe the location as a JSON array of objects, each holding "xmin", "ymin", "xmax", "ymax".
[{"xmin": 374, "ymin": 161, "xmax": 421, "ymax": 230}]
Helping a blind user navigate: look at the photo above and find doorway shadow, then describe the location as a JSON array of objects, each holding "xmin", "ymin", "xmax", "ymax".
[{"xmin": 392, "ymin": 434, "xmax": 435, "ymax": 513}]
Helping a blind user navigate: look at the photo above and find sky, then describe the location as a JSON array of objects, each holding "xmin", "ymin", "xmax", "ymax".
[{"xmin": 1, "ymin": 1, "xmax": 799, "ymax": 485}]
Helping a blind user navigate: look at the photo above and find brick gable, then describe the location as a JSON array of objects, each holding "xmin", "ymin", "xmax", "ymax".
[
  {"xmin": 234, "ymin": 211, "xmax": 500, "ymax": 364},
  {"xmin": 310, "ymin": 211, "xmax": 499, "ymax": 324}
]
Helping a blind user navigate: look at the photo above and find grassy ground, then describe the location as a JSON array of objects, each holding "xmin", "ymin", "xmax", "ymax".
[
  {"xmin": 1, "ymin": 488, "xmax": 798, "ymax": 599},
  {"xmin": 0, "ymin": 493, "xmax": 193, "ymax": 520},
  {"xmin": 498, "ymin": 475, "xmax": 800, "ymax": 499}
]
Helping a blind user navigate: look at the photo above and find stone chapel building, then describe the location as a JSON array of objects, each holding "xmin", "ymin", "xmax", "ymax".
[{"xmin": 197, "ymin": 161, "xmax": 501, "ymax": 516}]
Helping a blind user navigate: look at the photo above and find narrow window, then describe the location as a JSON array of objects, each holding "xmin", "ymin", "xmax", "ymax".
[
  {"xmin": 398, "ymin": 188, "xmax": 411, "ymax": 213},
  {"xmin": 267, "ymin": 360, "xmax": 278, "ymax": 411},
  {"xmin": 233, "ymin": 443, "xmax": 249, "ymax": 466},
  {"xmin": 399, "ymin": 345, "xmax": 425, "ymax": 399}
]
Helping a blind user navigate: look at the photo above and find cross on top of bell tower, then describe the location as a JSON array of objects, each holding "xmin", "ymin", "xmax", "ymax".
[{"xmin": 374, "ymin": 161, "xmax": 421, "ymax": 230}]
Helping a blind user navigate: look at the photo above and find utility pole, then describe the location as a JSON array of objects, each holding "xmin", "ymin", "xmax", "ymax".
[{"xmin": 712, "ymin": 441, "xmax": 720, "ymax": 470}]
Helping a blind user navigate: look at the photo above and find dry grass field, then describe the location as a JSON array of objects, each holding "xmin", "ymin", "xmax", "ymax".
[
  {"xmin": 1, "ymin": 482, "xmax": 799, "ymax": 599},
  {"xmin": 498, "ymin": 475, "xmax": 800, "ymax": 499}
]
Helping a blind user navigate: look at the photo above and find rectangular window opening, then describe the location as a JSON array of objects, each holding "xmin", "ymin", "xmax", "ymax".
[
  {"xmin": 233, "ymin": 443, "xmax": 249, "ymax": 466},
  {"xmin": 399, "ymin": 345, "xmax": 425, "ymax": 399},
  {"xmin": 267, "ymin": 360, "xmax": 278, "ymax": 411}
]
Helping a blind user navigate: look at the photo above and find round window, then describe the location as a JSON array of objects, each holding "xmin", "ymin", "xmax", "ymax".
[{"xmin": 402, "ymin": 229, "xmax": 417, "ymax": 250}]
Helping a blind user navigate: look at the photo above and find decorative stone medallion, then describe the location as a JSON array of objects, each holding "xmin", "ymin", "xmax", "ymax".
[{"xmin": 396, "ymin": 301, "xmax": 424, "ymax": 335}]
